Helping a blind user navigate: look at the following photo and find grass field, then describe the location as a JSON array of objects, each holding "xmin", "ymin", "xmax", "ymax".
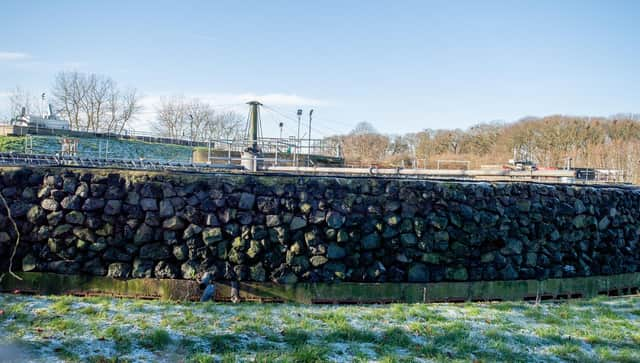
[{"xmin": 0, "ymin": 293, "xmax": 639, "ymax": 362}]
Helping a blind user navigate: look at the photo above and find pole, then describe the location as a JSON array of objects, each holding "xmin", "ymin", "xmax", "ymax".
[
  {"xmin": 189, "ymin": 114, "xmax": 194, "ymax": 146},
  {"xmin": 276, "ymin": 122, "xmax": 283, "ymax": 165},
  {"xmin": 39, "ymin": 93, "xmax": 45, "ymax": 134},
  {"xmin": 308, "ymin": 109, "xmax": 313, "ymax": 166},
  {"xmin": 296, "ymin": 109, "xmax": 302, "ymax": 166},
  {"xmin": 246, "ymin": 101, "xmax": 262, "ymax": 152}
]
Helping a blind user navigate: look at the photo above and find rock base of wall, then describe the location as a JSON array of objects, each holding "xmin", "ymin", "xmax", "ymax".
[{"xmin": 0, "ymin": 167, "xmax": 639, "ymax": 284}]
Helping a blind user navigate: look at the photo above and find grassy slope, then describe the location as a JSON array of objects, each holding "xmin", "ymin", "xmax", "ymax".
[
  {"xmin": 0, "ymin": 135, "xmax": 194, "ymax": 162},
  {"xmin": 0, "ymin": 294, "xmax": 639, "ymax": 362}
]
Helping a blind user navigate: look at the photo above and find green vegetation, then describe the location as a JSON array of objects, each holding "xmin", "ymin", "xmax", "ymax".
[
  {"xmin": 0, "ymin": 136, "xmax": 27, "ymax": 152},
  {"xmin": 0, "ymin": 135, "xmax": 194, "ymax": 162},
  {"xmin": 0, "ymin": 293, "xmax": 639, "ymax": 362}
]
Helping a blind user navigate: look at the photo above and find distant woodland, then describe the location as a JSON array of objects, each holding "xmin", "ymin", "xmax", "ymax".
[{"xmin": 328, "ymin": 114, "xmax": 640, "ymax": 183}]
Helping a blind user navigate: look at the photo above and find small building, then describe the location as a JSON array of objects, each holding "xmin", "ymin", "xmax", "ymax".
[{"xmin": 12, "ymin": 104, "xmax": 70, "ymax": 130}]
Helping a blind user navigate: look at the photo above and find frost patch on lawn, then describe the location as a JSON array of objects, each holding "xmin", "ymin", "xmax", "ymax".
[{"xmin": 2, "ymin": 294, "xmax": 640, "ymax": 362}]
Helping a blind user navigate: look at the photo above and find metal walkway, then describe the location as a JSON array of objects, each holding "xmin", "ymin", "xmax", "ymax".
[{"xmin": 0, "ymin": 152, "xmax": 244, "ymax": 173}]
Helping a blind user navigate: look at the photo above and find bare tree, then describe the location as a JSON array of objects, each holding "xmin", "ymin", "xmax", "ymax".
[
  {"xmin": 8, "ymin": 86, "xmax": 37, "ymax": 119},
  {"xmin": 185, "ymin": 99, "xmax": 213, "ymax": 142},
  {"xmin": 204, "ymin": 111, "xmax": 244, "ymax": 141},
  {"xmin": 350, "ymin": 121, "xmax": 378, "ymax": 135},
  {"xmin": 52, "ymin": 71, "xmax": 141, "ymax": 132},
  {"xmin": 52, "ymin": 72, "xmax": 86, "ymax": 130},
  {"xmin": 154, "ymin": 97, "xmax": 244, "ymax": 142},
  {"xmin": 105, "ymin": 88, "xmax": 142, "ymax": 134},
  {"xmin": 154, "ymin": 96, "xmax": 188, "ymax": 140}
]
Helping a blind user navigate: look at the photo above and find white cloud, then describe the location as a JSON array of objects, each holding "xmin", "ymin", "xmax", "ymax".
[
  {"xmin": 141, "ymin": 92, "xmax": 328, "ymax": 107},
  {"xmin": 198, "ymin": 92, "xmax": 328, "ymax": 107},
  {"xmin": 0, "ymin": 52, "xmax": 30, "ymax": 61}
]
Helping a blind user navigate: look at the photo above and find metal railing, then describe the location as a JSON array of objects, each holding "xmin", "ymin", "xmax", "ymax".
[
  {"xmin": 0, "ymin": 123, "xmax": 340, "ymax": 157},
  {"xmin": 0, "ymin": 152, "xmax": 243, "ymax": 173}
]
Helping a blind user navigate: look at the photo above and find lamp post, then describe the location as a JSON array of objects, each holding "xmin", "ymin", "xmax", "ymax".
[
  {"xmin": 276, "ymin": 122, "xmax": 283, "ymax": 165},
  {"xmin": 39, "ymin": 92, "xmax": 45, "ymax": 134},
  {"xmin": 296, "ymin": 109, "xmax": 302, "ymax": 167},
  {"xmin": 308, "ymin": 109, "xmax": 313, "ymax": 166},
  {"xmin": 188, "ymin": 114, "xmax": 194, "ymax": 146}
]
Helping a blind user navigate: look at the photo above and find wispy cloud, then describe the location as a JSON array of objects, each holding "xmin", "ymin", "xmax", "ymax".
[
  {"xmin": 0, "ymin": 52, "xmax": 30, "ymax": 61},
  {"xmin": 131, "ymin": 92, "xmax": 330, "ymax": 132},
  {"xmin": 139, "ymin": 92, "xmax": 329, "ymax": 114},
  {"xmin": 61, "ymin": 61, "xmax": 87, "ymax": 69},
  {"xmin": 152, "ymin": 92, "xmax": 328, "ymax": 107}
]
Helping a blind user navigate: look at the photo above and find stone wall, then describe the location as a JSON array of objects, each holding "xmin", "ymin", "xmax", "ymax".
[{"xmin": 0, "ymin": 167, "xmax": 639, "ymax": 284}]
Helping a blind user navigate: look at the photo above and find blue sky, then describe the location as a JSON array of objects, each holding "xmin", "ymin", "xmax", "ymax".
[{"xmin": 1, "ymin": 0, "xmax": 638, "ymax": 137}]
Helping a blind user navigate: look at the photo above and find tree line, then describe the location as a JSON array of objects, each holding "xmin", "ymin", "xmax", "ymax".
[
  {"xmin": 153, "ymin": 96, "xmax": 244, "ymax": 142},
  {"xmin": 329, "ymin": 115, "xmax": 640, "ymax": 183},
  {"xmin": 7, "ymin": 71, "xmax": 244, "ymax": 140}
]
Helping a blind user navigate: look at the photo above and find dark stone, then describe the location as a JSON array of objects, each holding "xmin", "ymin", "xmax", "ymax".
[
  {"xmin": 361, "ymin": 233, "xmax": 381, "ymax": 250},
  {"xmin": 178, "ymin": 261, "xmax": 198, "ymax": 281},
  {"xmin": 73, "ymin": 227, "xmax": 96, "ymax": 242},
  {"xmin": 501, "ymin": 239, "xmax": 523, "ymax": 255},
  {"xmin": 47, "ymin": 261, "xmax": 80, "ymax": 274},
  {"xmin": 159, "ymin": 200, "xmax": 174, "ymax": 218},
  {"xmin": 126, "ymin": 192, "xmax": 140, "ymax": 205},
  {"xmin": 173, "ymin": 244, "xmax": 188, "ymax": 260},
  {"xmin": 446, "ymin": 266, "xmax": 468, "ymax": 281},
  {"xmin": 104, "ymin": 200, "xmax": 122, "ymax": 215},
  {"xmin": 266, "ymin": 215, "xmax": 281, "ymax": 227},
  {"xmin": 103, "ymin": 247, "xmax": 133, "ymax": 262},
  {"xmin": 205, "ymin": 213, "xmax": 219, "ymax": 226},
  {"xmin": 572, "ymin": 215, "xmax": 588, "ymax": 229},
  {"xmin": 154, "ymin": 261, "xmax": 179, "ymax": 279},
  {"xmin": 41, "ymin": 199, "xmax": 60, "ymax": 211},
  {"xmin": 327, "ymin": 243, "xmax": 346, "ymax": 259},
  {"xmin": 140, "ymin": 198, "xmax": 158, "ymax": 211},
  {"xmin": 256, "ymin": 197, "xmax": 278, "ymax": 214},
  {"xmin": 139, "ymin": 242, "xmax": 171, "ymax": 260},
  {"xmin": 326, "ymin": 211, "xmax": 345, "ymax": 229},
  {"xmin": 10, "ymin": 202, "xmax": 32, "ymax": 217},
  {"xmin": 22, "ymin": 254, "xmax": 37, "ymax": 272},
  {"xmin": 64, "ymin": 211, "xmax": 85, "ymax": 225},
  {"xmin": 82, "ymin": 198, "xmax": 105, "ymax": 211},
  {"xmin": 183, "ymin": 224, "xmax": 202, "ymax": 239},
  {"xmin": 162, "ymin": 216, "xmax": 186, "ymax": 230},
  {"xmin": 27, "ymin": 205, "xmax": 46, "ymax": 224},
  {"xmin": 247, "ymin": 240, "xmax": 262, "ymax": 259},
  {"xmin": 238, "ymin": 192, "xmax": 256, "ymax": 210},
  {"xmin": 82, "ymin": 258, "xmax": 106, "ymax": 276},
  {"xmin": 500, "ymin": 264, "xmax": 519, "ymax": 280},
  {"xmin": 400, "ymin": 233, "xmax": 417, "ymax": 247},
  {"xmin": 516, "ymin": 200, "xmax": 531, "ymax": 212},
  {"xmin": 131, "ymin": 258, "xmax": 154, "ymax": 278},
  {"xmin": 598, "ymin": 216, "xmax": 610, "ymax": 231},
  {"xmin": 250, "ymin": 263, "xmax": 267, "ymax": 282},
  {"xmin": 134, "ymin": 223, "xmax": 155, "ymax": 245},
  {"xmin": 290, "ymin": 216, "xmax": 307, "ymax": 230},
  {"xmin": 310, "ymin": 255, "xmax": 329, "ymax": 267},
  {"xmin": 251, "ymin": 225, "xmax": 268, "ymax": 240},
  {"xmin": 107, "ymin": 262, "xmax": 131, "ymax": 279},
  {"xmin": 408, "ymin": 263, "xmax": 429, "ymax": 282},
  {"xmin": 202, "ymin": 227, "xmax": 223, "ymax": 246}
]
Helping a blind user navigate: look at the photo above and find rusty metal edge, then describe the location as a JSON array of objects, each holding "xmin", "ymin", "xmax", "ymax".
[{"xmin": 1, "ymin": 272, "xmax": 639, "ymax": 304}]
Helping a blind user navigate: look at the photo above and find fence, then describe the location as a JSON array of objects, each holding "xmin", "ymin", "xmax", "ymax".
[{"xmin": 0, "ymin": 124, "xmax": 339, "ymax": 157}]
